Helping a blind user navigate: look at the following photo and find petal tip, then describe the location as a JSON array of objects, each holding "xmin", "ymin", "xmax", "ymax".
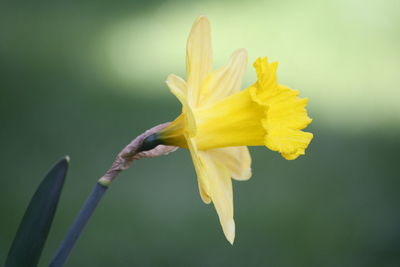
[
  {"xmin": 233, "ymin": 49, "xmax": 248, "ymax": 63},
  {"xmin": 235, "ymin": 48, "xmax": 248, "ymax": 55},
  {"xmin": 224, "ymin": 219, "xmax": 236, "ymax": 245},
  {"xmin": 243, "ymin": 168, "xmax": 252, "ymax": 180},
  {"xmin": 233, "ymin": 168, "xmax": 252, "ymax": 181},
  {"xmin": 194, "ymin": 15, "xmax": 210, "ymax": 26}
]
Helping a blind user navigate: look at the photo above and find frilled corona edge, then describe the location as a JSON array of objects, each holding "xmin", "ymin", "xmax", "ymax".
[{"xmin": 250, "ymin": 57, "xmax": 313, "ymax": 160}]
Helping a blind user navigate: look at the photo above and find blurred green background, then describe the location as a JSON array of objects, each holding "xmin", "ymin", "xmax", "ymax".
[{"xmin": 1, "ymin": 0, "xmax": 399, "ymax": 266}]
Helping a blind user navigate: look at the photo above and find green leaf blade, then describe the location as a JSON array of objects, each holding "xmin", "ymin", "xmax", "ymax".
[{"xmin": 5, "ymin": 157, "xmax": 69, "ymax": 267}]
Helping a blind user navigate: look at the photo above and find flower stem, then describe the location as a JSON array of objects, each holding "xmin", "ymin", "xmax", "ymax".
[
  {"xmin": 49, "ymin": 183, "xmax": 108, "ymax": 267},
  {"xmin": 48, "ymin": 123, "xmax": 176, "ymax": 266}
]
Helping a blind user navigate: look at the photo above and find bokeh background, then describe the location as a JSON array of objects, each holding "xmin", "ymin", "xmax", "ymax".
[{"xmin": 1, "ymin": 0, "xmax": 399, "ymax": 266}]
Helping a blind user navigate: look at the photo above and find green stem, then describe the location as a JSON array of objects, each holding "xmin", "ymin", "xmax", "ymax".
[{"xmin": 49, "ymin": 182, "xmax": 108, "ymax": 267}]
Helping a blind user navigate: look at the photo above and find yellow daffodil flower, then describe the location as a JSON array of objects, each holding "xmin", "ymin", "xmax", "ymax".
[{"xmin": 154, "ymin": 16, "xmax": 313, "ymax": 244}]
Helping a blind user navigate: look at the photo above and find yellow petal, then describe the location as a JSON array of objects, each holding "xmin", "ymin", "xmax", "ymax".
[
  {"xmin": 166, "ymin": 74, "xmax": 187, "ymax": 97},
  {"xmin": 163, "ymin": 126, "xmax": 251, "ymax": 235},
  {"xmin": 198, "ymin": 49, "xmax": 248, "ymax": 107},
  {"xmin": 186, "ymin": 137, "xmax": 211, "ymax": 204},
  {"xmin": 166, "ymin": 76, "xmax": 197, "ymax": 137},
  {"xmin": 198, "ymin": 151, "xmax": 236, "ymax": 244},
  {"xmin": 158, "ymin": 75, "xmax": 192, "ymax": 147},
  {"xmin": 186, "ymin": 16, "xmax": 212, "ymax": 107},
  {"xmin": 187, "ymin": 137, "xmax": 237, "ymax": 243},
  {"xmin": 207, "ymin": 147, "xmax": 252, "ymax": 180}
]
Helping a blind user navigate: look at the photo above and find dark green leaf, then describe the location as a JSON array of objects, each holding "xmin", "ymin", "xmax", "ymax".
[{"xmin": 5, "ymin": 156, "xmax": 69, "ymax": 267}]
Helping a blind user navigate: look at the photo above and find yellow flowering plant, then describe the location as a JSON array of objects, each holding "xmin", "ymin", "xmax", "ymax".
[
  {"xmin": 22, "ymin": 16, "xmax": 314, "ymax": 267},
  {"xmin": 144, "ymin": 16, "xmax": 313, "ymax": 244}
]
